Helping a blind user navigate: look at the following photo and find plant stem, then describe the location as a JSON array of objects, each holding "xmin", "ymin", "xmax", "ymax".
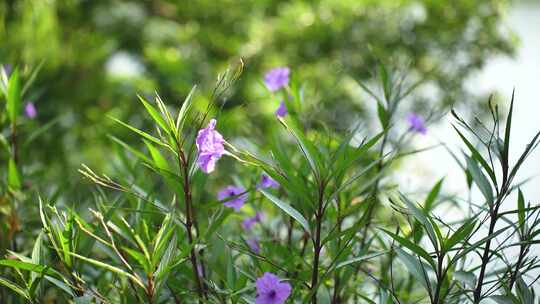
[
  {"xmin": 332, "ymin": 274, "xmax": 340, "ymax": 304},
  {"xmin": 332, "ymin": 199, "xmax": 342, "ymax": 304},
  {"xmin": 146, "ymin": 273, "xmax": 155, "ymax": 304},
  {"xmin": 508, "ymin": 243, "xmax": 527, "ymax": 290},
  {"xmin": 360, "ymin": 130, "xmax": 389, "ymax": 247},
  {"xmin": 178, "ymin": 150, "xmax": 206, "ymax": 300},
  {"xmin": 433, "ymin": 253, "xmax": 444, "ymax": 304},
  {"xmin": 310, "ymin": 185, "xmax": 326, "ymax": 304},
  {"xmin": 473, "ymin": 178, "xmax": 509, "ymax": 303},
  {"xmin": 473, "ymin": 198, "xmax": 505, "ymax": 304},
  {"xmin": 473, "ymin": 214, "xmax": 496, "ymax": 303},
  {"xmin": 310, "ymin": 213, "xmax": 322, "ymax": 304},
  {"xmin": 10, "ymin": 121, "xmax": 18, "ymax": 252},
  {"xmin": 287, "ymin": 217, "xmax": 294, "ymax": 247}
]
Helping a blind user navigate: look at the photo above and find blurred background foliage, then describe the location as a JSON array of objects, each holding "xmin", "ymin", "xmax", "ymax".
[{"xmin": 0, "ymin": 0, "xmax": 516, "ymax": 198}]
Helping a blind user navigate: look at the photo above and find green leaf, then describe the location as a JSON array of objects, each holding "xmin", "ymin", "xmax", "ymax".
[
  {"xmin": 43, "ymin": 275, "xmax": 75, "ymax": 297},
  {"xmin": 138, "ymin": 94, "xmax": 170, "ymax": 133},
  {"xmin": 424, "ymin": 178, "xmax": 444, "ymax": 211},
  {"xmin": 516, "ymin": 276, "xmax": 534, "ymax": 304},
  {"xmin": 153, "ymin": 214, "xmax": 173, "ymax": 254},
  {"xmin": 453, "ymin": 270, "xmax": 476, "ymax": 288},
  {"xmin": 6, "ymin": 68, "xmax": 21, "ymax": 123},
  {"xmin": 226, "ymin": 248, "xmax": 236, "ymax": 289},
  {"xmin": 394, "ymin": 247, "xmax": 431, "ymax": 292},
  {"xmin": 30, "ymin": 232, "xmax": 44, "ymax": 283},
  {"xmin": 31, "ymin": 232, "xmax": 44, "ymax": 265},
  {"xmin": 490, "ymin": 295, "xmax": 517, "ymax": 304},
  {"xmin": 68, "ymin": 252, "xmax": 144, "ymax": 288},
  {"xmin": 260, "ymin": 189, "xmax": 311, "ymax": 233},
  {"xmin": 176, "ymin": 85, "xmax": 196, "ymax": 133},
  {"xmin": 56, "ymin": 214, "xmax": 74, "ymax": 267},
  {"xmin": 502, "ymin": 90, "xmax": 514, "ymax": 169},
  {"xmin": 335, "ymin": 251, "xmax": 386, "ymax": 269},
  {"xmin": 379, "ymin": 63, "xmax": 391, "ymax": 103},
  {"xmin": 453, "ymin": 225, "xmax": 510, "ymax": 261},
  {"xmin": 7, "ymin": 157, "xmax": 21, "ymax": 189},
  {"xmin": 508, "ymin": 130, "xmax": 540, "ymax": 183},
  {"xmin": 144, "ymin": 140, "xmax": 171, "ymax": 172},
  {"xmin": 0, "ymin": 277, "xmax": 31, "ymax": 301},
  {"xmin": 381, "ymin": 228, "xmax": 436, "ymax": 269},
  {"xmin": 112, "ymin": 117, "xmax": 170, "ymax": 150},
  {"xmin": 155, "ymin": 234, "xmax": 178, "ymax": 282},
  {"xmin": 357, "ymin": 294, "xmax": 377, "ymax": 304},
  {"xmin": 356, "ymin": 81, "xmax": 383, "ymax": 106},
  {"xmin": 278, "ymin": 118, "xmax": 321, "ymax": 179},
  {"xmin": 377, "ymin": 102, "xmax": 389, "ymax": 128},
  {"xmin": 123, "ymin": 247, "xmax": 151, "ymax": 274},
  {"xmin": 465, "ymin": 155, "xmax": 493, "ymax": 204},
  {"xmin": 322, "ymin": 202, "xmax": 370, "ymax": 245},
  {"xmin": 0, "ymin": 260, "xmax": 61, "ymax": 279},
  {"xmin": 21, "ymin": 61, "xmax": 44, "ymax": 95},
  {"xmin": 204, "ymin": 208, "xmax": 233, "ymax": 240},
  {"xmin": 23, "ymin": 116, "xmax": 61, "ymax": 148},
  {"xmin": 453, "ymin": 126, "xmax": 497, "ymax": 184},
  {"xmin": 443, "ymin": 219, "xmax": 476, "ymax": 252},
  {"xmin": 400, "ymin": 194, "xmax": 438, "ymax": 250},
  {"xmin": 74, "ymin": 295, "xmax": 94, "ymax": 304},
  {"xmin": 109, "ymin": 135, "xmax": 151, "ymax": 163},
  {"xmin": 116, "ymin": 218, "xmax": 152, "ymax": 263},
  {"xmin": 517, "ymin": 189, "xmax": 525, "ymax": 233},
  {"xmin": 330, "ymin": 130, "xmax": 383, "ymax": 182}
]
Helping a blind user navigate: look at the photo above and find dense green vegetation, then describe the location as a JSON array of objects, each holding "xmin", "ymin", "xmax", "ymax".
[
  {"xmin": 2, "ymin": 1, "xmax": 539, "ymax": 303},
  {"xmin": 0, "ymin": 0, "xmax": 515, "ymax": 186}
]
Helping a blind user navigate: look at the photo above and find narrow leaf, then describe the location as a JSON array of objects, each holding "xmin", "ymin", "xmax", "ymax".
[
  {"xmin": 6, "ymin": 68, "xmax": 21, "ymax": 123},
  {"xmin": 381, "ymin": 228, "xmax": 436, "ymax": 269},
  {"xmin": 465, "ymin": 155, "xmax": 493, "ymax": 204},
  {"xmin": 7, "ymin": 157, "xmax": 21, "ymax": 189},
  {"xmin": 260, "ymin": 189, "xmax": 311, "ymax": 233}
]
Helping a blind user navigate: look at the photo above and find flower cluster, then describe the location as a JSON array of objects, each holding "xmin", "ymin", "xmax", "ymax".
[
  {"xmin": 264, "ymin": 67, "xmax": 290, "ymax": 92},
  {"xmin": 242, "ymin": 212, "xmax": 263, "ymax": 230},
  {"xmin": 217, "ymin": 185, "xmax": 247, "ymax": 211},
  {"xmin": 193, "ymin": 69, "xmax": 433, "ymax": 304},
  {"xmin": 196, "ymin": 119, "xmax": 225, "ymax": 173},
  {"xmin": 275, "ymin": 101, "xmax": 287, "ymax": 118},
  {"xmin": 246, "ymin": 237, "xmax": 261, "ymax": 254},
  {"xmin": 255, "ymin": 272, "xmax": 291, "ymax": 304},
  {"xmin": 264, "ymin": 67, "xmax": 290, "ymax": 118},
  {"xmin": 25, "ymin": 102, "xmax": 37, "ymax": 119},
  {"xmin": 406, "ymin": 112, "xmax": 427, "ymax": 135},
  {"xmin": 258, "ymin": 173, "xmax": 279, "ymax": 189}
]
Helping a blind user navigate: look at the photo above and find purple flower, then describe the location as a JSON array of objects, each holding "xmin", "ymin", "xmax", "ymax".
[
  {"xmin": 258, "ymin": 174, "xmax": 279, "ymax": 189},
  {"xmin": 246, "ymin": 238, "xmax": 260, "ymax": 254},
  {"xmin": 24, "ymin": 102, "xmax": 37, "ymax": 119},
  {"xmin": 196, "ymin": 119, "xmax": 225, "ymax": 173},
  {"xmin": 241, "ymin": 212, "xmax": 263, "ymax": 230},
  {"xmin": 196, "ymin": 263, "xmax": 204, "ymax": 277},
  {"xmin": 264, "ymin": 67, "xmax": 290, "ymax": 92},
  {"xmin": 275, "ymin": 101, "xmax": 287, "ymax": 118},
  {"xmin": 255, "ymin": 272, "xmax": 292, "ymax": 304},
  {"xmin": 406, "ymin": 113, "xmax": 427, "ymax": 135},
  {"xmin": 218, "ymin": 185, "xmax": 247, "ymax": 211},
  {"xmin": 3, "ymin": 64, "xmax": 12, "ymax": 76}
]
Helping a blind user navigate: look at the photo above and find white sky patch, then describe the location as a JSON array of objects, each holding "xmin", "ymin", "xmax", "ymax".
[{"xmin": 105, "ymin": 51, "xmax": 145, "ymax": 78}]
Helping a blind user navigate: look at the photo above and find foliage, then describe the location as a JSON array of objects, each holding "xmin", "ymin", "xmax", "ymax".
[
  {"xmin": 0, "ymin": 0, "xmax": 516, "ymax": 193},
  {"xmin": 1, "ymin": 1, "xmax": 538, "ymax": 303},
  {"xmin": 0, "ymin": 59, "xmax": 538, "ymax": 303}
]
